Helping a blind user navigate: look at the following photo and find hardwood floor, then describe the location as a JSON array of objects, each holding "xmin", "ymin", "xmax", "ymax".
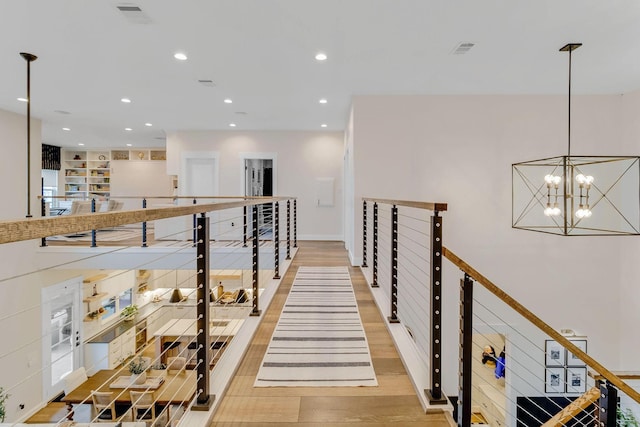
[{"xmin": 211, "ymin": 241, "xmax": 454, "ymax": 426}]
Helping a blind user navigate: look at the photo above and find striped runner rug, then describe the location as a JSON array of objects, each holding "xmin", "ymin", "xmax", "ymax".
[{"xmin": 254, "ymin": 266, "xmax": 378, "ymax": 387}]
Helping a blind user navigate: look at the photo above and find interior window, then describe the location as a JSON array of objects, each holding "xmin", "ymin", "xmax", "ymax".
[
  {"xmin": 118, "ymin": 288, "xmax": 133, "ymax": 311},
  {"xmin": 101, "ymin": 296, "xmax": 117, "ymax": 320}
]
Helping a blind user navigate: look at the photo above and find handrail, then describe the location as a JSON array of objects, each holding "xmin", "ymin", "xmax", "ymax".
[
  {"xmin": 362, "ymin": 197, "xmax": 447, "ymax": 212},
  {"xmin": 443, "ymin": 245, "xmax": 640, "ymax": 404},
  {"xmin": 41, "ymin": 195, "xmax": 278, "ymax": 200},
  {"xmin": 0, "ymin": 196, "xmax": 294, "ymax": 245},
  {"xmin": 589, "ymin": 371, "xmax": 640, "ymax": 381}
]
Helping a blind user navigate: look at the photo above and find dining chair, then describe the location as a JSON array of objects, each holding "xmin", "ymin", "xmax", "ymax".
[
  {"xmin": 91, "ymin": 390, "xmax": 117, "ymax": 421},
  {"xmin": 130, "ymin": 390, "xmax": 156, "ymax": 424},
  {"xmin": 167, "ymin": 356, "xmax": 187, "ymax": 374}
]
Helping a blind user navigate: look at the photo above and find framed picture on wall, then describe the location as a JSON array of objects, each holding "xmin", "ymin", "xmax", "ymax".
[
  {"xmin": 545, "ymin": 367, "xmax": 566, "ymax": 393},
  {"xmin": 566, "ymin": 367, "xmax": 587, "ymax": 394},
  {"xmin": 566, "ymin": 339, "xmax": 587, "ymax": 367},
  {"xmin": 545, "ymin": 340, "xmax": 565, "ymax": 366}
]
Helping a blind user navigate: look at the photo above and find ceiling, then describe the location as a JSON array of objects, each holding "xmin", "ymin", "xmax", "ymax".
[{"xmin": 2, "ymin": 1, "xmax": 640, "ymax": 149}]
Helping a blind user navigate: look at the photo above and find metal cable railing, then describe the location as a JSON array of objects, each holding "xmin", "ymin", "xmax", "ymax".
[
  {"xmin": 0, "ymin": 195, "xmax": 295, "ymax": 425},
  {"xmin": 361, "ymin": 197, "xmax": 640, "ymax": 426}
]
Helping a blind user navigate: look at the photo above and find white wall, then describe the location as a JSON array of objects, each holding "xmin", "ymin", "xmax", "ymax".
[
  {"xmin": 0, "ymin": 108, "xmax": 46, "ymax": 421},
  {"xmin": 350, "ymin": 94, "xmax": 634, "ymax": 394},
  {"xmin": 110, "ymin": 160, "xmax": 174, "ymax": 210},
  {"xmin": 166, "ymin": 130, "xmax": 344, "ymax": 240},
  {"xmin": 618, "ymin": 89, "xmax": 640, "ymax": 369}
]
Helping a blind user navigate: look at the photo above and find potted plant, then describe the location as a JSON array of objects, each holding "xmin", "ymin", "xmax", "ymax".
[
  {"xmin": 128, "ymin": 356, "xmax": 148, "ymax": 385},
  {"xmin": 120, "ymin": 304, "xmax": 138, "ymax": 321},
  {"xmin": 0, "ymin": 387, "xmax": 9, "ymax": 422},
  {"xmin": 619, "ymin": 407, "xmax": 640, "ymax": 427}
]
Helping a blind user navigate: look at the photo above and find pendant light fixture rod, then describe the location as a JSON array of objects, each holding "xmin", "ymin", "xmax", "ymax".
[
  {"xmin": 559, "ymin": 43, "xmax": 582, "ymax": 157},
  {"xmin": 20, "ymin": 52, "xmax": 38, "ymax": 218}
]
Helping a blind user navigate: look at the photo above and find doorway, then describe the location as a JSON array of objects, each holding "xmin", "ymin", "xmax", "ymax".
[
  {"xmin": 244, "ymin": 157, "xmax": 275, "ymax": 238},
  {"xmin": 42, "ymin": 278, "xmax": 82, "ymax": 400}
]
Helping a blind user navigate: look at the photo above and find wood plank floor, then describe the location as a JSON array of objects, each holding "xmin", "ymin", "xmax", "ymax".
[{"xmin": 211, "ymin": 241, "xmax": 454, "ymax": 427}]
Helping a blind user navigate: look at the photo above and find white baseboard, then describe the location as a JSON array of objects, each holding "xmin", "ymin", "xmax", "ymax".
[
  {"xmin": 359, "ymin": 266, "xmax": 454, "ymax": 415},
  {"xmin": 297, "ymin": 234, "xmax": 344, "ymax": 241}
]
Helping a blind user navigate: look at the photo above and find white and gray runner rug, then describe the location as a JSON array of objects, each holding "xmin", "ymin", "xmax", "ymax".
[{"xmin": 254, "ymin": 266, "xmax": 378, "ymax": 387}]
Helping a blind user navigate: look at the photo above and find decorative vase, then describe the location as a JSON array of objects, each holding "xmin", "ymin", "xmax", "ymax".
[
  {"xmin": 131, "ymin": 372, "xmax": 147, "ymax": 385},
  {"xmin": 124, "ymin": 314, "xmax": 135, "ymax": 322}
]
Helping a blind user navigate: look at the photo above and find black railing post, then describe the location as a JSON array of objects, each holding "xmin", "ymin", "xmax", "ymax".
[
  {"xmin": 372, "ymin": 202, "xmax": 379, "ymax": 288},
  {"xmin": 243, "ymin": 205, "xmax": 248, "ymax": 247},
  {"xmin": 457, "ymin": 274, "xmax": 473, "ymax": 425},
  {"xmin": 286, "ymin": 200, "xmax": 291, "ymax": 260},
  {"xmin": 273, "ymin": 202, "xmax": 280, "ymax": 279},
  {"xmin": 362, "ymin": 200, "xmax": 367, "ymax": 267},
  {"xmin": 192, "ymin": 198, "xmax": 197, "ymax": 246},
  {"xmin": 90, "ymin": 198, "xmax": 97, "ymax": 248},
  {"xmin": 293, "ymin": 199, "xmax": 297, "ymax": 248},
  {"xmin": 251, "ymin": 204, "xmax": 261, "ymax": 316},
  {"xmin": 388, "ymin": 205, "xmax": 399, "ymax": 323},
  {"xmin": 193, "ymin": 214, "xmax": 213, "ymax": 410},
  {"xmin": 598, "ymin": 381, "xmax": 618, "ymax": 426},
  {"xmin": 40, "ymin": 197, "xmax": 47, "ymax": 247},
  {"xmin": 427, "ymin": 211, "xmax": 447, "ymax": 405},
  {"xmin": 141, "ymin": 198, "xmax": 148, "ymax": 248}
]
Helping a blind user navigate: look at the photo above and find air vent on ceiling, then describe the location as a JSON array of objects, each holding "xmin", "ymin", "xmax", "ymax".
[
  {"xmin": 198, "ymin": 79, "xmax": 216, "ymax": 87},
  {"xmin": 54, "ymin": 110, "xmax": 71, "ymax": 115},
  {"xmin": 117, "ymin": 5, "xmax": 152, "ymax": 24},
  {"xmin": 452, "ymin": 42, "xmax": 475, "ymax": 55},
  {"xmin": 235, "ymin": 111, "xmax": 247, "ymax": 115}
]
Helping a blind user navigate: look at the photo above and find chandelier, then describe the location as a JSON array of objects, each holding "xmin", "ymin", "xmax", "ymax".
[{"xmin": 512, "ymin": 43, "xmax": 640, "ymax": 236}]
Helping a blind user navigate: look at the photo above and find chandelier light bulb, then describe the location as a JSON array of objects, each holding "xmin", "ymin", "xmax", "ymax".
[
  {"xmin": 576, "ymin": 204, "xmax": 592, "ymax": 219},
  {"xmin": 545, "ymin": 174, "xmax": 561, "ymax": 186},
  {"xmin": 544, "ymin": 206, "xmax": 553, "ymax": 216},
  {"xmin": 576, "ymin": 174, "xmax": 594, "ymax": 187},
  {"xmin": 552, "ymin": 206, "xmax": 561, "ymax": 216}
]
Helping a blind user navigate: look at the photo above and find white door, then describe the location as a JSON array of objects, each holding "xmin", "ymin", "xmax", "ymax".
[
  {"xmin": 183, "ymin": 155, "xmax": 219, "ymax": 238},
  {"xmin": 42, "ymin": 277, "xmax": 82, "ymax": 400}
]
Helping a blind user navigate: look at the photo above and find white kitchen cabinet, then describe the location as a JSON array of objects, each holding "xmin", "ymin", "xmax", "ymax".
[{"xmin": 84, "ymin": 323, "xmax": 136, "ymax": 375}]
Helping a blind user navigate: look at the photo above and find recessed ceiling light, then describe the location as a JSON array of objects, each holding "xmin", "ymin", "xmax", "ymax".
[
  {"xmin": 315, "ymin": 52, "xmax": 327, "ymax": 61},
  {"xmin": 17, "ymin": 97, "xmax": 27, "ymax": 102},
  {"xmin": 121, "ymin": 98, "xmax": 131, "ymax": 103},
  {"xmin": 125, "ymin": 127, "xmax": 132, "ymax": 131},
  {"xmin": 145, "ymin": 123, "xmax": 152, "ymax": 127},
  {"xmin": 224, "ymin": 98, "xmax": 233, "ymax": 104},
  {"xmin": 78, "ymin": 143, "xmax": 85, "ymax": 146},
  {"xmin": 62, "ymin": 127, "xmax": 70, "ymax": 131},
  {"xmin": 174, "ymin": 52, "xmax": 188, "ymax": 61},
  {"xmin": 321, "ymin": 124, "xmax": 327, "ymax": 128},
  {"xmin": 229, "ymin": 123, "xmax": 236, "ymax": 127},
  {"xmin": 126, "ymin": 143, "xmax": 132, "ymax": 147},
  {"xmin": 319, "ymin": 98, "xmax": 328, "ymax": 104}
]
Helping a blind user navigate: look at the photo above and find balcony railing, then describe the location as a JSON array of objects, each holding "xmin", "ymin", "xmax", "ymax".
[
  {"xmin": 361, "ymin": 197, "xmax": 640, "ymax": 426},
  {"xmin": 0, "ymin": 195, "xmax": 296, "ymax": 425}
]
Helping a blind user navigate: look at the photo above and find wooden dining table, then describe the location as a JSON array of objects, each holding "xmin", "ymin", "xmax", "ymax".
[{"xmin": 63, "ymin": 368, "xmax": 197, "ymax": 406}]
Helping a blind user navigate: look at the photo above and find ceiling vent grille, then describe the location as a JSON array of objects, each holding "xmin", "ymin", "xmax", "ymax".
[
  {"xmin": 198, "ymin": 80, "xmax": 216, "ymax": 87},
  {"xmin": 452, "ymin": 42, "xmax": 475, "ymax": 55},
  {"xmin": 117, "ymin": 5, "xmax": 152, "ymax": 24}
]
